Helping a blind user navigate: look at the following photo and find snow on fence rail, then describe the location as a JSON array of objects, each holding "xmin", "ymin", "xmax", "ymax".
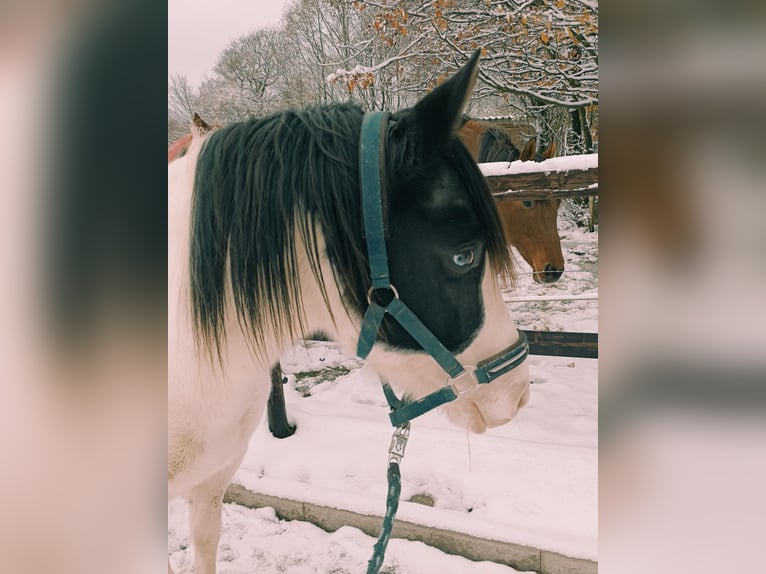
[
  {"xmin": 481, "ymin": 153, "xmax": 598, "ymax": 201},
  {"xmin": 507, "ymin": 293, "xmax": 598, "ymax": 303}
]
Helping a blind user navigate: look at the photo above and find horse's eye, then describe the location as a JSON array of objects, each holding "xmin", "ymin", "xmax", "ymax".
[
  {"xmin": 452, "ymin": 249, "xmax": 475, "ymax": 268},
  {"xmin": 522, "ymin": 200, "xmax": 534, "ymax": 208}
]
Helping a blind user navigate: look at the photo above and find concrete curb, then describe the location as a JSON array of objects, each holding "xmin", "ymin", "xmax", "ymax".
[{"xmin": 224, "ymin": 483, "xmax": 597, "ymax": 574}]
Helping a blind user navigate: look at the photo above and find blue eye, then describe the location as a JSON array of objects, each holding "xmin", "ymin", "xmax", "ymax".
[
  {"xmin": 452, "ymin": 250, "xmax": 475, "ymax": 268},
  {"xmin": 522, "ymin": 200, "xmax": 534, "ymax": 208}
]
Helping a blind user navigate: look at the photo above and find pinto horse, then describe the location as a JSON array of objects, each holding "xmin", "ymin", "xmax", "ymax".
[
  {"xmin": 168, "ymin": 52, "xmax": 530, "ymax": 574},
  {"xmin": 461, "ymin": 122, "xmax": 564, "ymax": 284}
]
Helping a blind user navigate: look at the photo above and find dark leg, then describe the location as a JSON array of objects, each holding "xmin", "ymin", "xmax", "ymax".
[{"xmin": 267, "ymin": 362, "xmax": 296, "ymax": 438}]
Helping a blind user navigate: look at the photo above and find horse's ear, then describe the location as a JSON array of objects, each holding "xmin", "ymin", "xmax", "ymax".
[
  {"xmin": 541, "ymin": 140, "xmax": 557, "ymax": 159},
  {"xmin": 520, "ymin": 137, "xmax": 537, "ymax": 161},
  {"xmin": 411, "ymin": 50, "xmax": 481, "ymax": 145},
  {"xmin": 191, "ymin": 112, "xmax": 212, "ymax": 137}
]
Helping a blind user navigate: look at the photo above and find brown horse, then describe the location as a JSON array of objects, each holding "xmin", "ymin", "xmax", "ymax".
[
  {"xmin": 459, "ymin": 117, "xmax": 491, "ymax": 160},
  {"xmin": 459, "ymin": 121, "xmax": 564, "ymax": 284}
]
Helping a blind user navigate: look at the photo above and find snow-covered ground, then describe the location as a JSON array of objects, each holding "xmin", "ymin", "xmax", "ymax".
[{"xmin": 169, "ymin": 215, "xmax": 598, "ymax": 573}]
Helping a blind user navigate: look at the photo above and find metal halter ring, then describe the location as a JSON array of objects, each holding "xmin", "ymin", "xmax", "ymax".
[
  {"xmin": 367, "ymin": 284, "xmax": 399, "ymax": 306},
  {"xmin": 449, "ymin": 365, "xmax": 477, "ymax": 397}
]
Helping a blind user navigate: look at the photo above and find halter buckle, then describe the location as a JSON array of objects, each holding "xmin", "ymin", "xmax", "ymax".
[
  {"xmin": 449, "ymin": 365, "xmax": 477, "ymax": 397},
  {"xmin": 388, "ymin": 422, "xmax": 410, "ymax": 464},
  {"xmin": 367, "ymin": 284, "xmax": 399, "ymax": 306}
]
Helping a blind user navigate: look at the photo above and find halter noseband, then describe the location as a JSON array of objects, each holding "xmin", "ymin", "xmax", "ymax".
[{"xmin": 356, "ymin": 111, "xmax": 529, "ymax": 427}]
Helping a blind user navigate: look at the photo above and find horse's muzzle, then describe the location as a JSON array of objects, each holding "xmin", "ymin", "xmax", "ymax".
[{"xmin": 535, "ymin": 263, "xmax": 564, "ymax": 283}]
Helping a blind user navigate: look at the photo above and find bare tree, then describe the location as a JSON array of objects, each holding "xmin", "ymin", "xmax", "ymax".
[
  {"xmin": 331, "ymin": 0, "xmax": 597, "ymax": 152},
  {"xmin": 168, "ymin": 74, "xmax": 197, "ymax": 143},
  {"xmin": 167, "ymin": 0, "xmax": 598, "ymax": 156},
  {"xmin": 212, "ymin": 28, "xmax": 282, "ymax": 117}
]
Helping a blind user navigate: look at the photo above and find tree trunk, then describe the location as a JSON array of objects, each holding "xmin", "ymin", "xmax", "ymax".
[
  {"xmin": 578, "ymin": 106, "xmax": 594, "ymax": 153},
  {"xmin": 570, "ymin": 108, "xmax": 583, "ymax": 154},
  {"xmin": 577, "ymin": 105, "xmax": 596, "ymax": 232}
]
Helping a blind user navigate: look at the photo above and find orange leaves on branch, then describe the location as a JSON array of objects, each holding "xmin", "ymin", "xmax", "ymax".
[
  {"xmin": 347, "ymin": 72, "xmax": 374, "ymax": 93},
  {"xmin": 375, "ymin": 7, "xmax": 409, "ymax": 38},
  {"xmin": 540, "ymin": 31, "xmax": 549, "ymax": 44}
]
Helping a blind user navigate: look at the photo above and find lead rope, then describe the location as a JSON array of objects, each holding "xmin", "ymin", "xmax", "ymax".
[{"xmin": 366, "ymin": 404, "xmax": 411, "ymax": 573}]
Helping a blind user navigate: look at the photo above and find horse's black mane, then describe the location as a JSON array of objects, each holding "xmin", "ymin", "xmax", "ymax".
[
  {"xmin": 477, "ymin": 126, "xmax": 521, "ymax": 163},
  {"xmin": 189, "ymin": 103, "xmax": 512, "ymax": 358}
]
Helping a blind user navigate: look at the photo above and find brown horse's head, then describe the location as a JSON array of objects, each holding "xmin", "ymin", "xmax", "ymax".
[
  {"xmin": 464, "ymin": 124, "xmax": 565, "ymax": 284},
  {"xmin": 504, "ymin": 139, "xmax": 564, "ymax": 284},
  {"xmin": 498, "ymin": 191, "xmax": 564, "ymax": 283}
]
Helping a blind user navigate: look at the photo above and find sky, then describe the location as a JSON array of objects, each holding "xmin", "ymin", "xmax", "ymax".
[{"xmin": 168, "ymin": 0, "xmax": 290, "ymax": 88}]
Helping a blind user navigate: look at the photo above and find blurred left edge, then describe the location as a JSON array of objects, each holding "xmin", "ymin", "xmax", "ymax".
[{"xmin": 0, "ymin": 1, "xmax": 168, "ymax": 573}]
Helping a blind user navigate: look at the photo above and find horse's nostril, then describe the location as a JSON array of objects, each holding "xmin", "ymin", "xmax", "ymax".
[{"xmin": 542, "ymin": 263, "xmax": 563, "ymax": 282}]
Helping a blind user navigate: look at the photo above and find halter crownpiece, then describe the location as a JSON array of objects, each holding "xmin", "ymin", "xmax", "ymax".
[{"xmin": 356, "ymin": 111, "xmax": 529, "ymax": 427}]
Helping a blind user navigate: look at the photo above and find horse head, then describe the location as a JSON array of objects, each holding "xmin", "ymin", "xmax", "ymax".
[
  {"xmin": 353, "ymin": 53, "xmax": 530, "ymax": 432},
  {"xmin": 481, "ymin": 131, "xmax": 565, "ymax": 284}
]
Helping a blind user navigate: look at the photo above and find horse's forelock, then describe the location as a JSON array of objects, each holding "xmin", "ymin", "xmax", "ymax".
[{"xmin": 189, "ymin": 104, "xmax": 370, "ymax": 360}]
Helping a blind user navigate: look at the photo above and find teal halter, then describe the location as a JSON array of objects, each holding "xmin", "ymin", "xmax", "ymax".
[{"xmin": 356, "ymin": 111, "xmax": 529, "ymax": 427}]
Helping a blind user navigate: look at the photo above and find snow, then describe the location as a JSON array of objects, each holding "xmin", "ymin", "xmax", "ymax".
[
  {"xmin": 506, "ymin": 219, "xmax": 598, "ymax": 333},
  {"xmin": 479, "ymin": 154, "xmax": 598, "ymax": 177},
  {"xmin": 169, "ymin": 217, "xmax": 598, "ymax": 573},
  {"xmin": 169, "ymin": 500, "xmax": 530, "ymax": 573}
]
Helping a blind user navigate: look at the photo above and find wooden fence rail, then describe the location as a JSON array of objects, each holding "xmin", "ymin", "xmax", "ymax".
[
  {"xmin": 522, "ymin": 330, "xmax": 598, "ymax": 359},
  {"xmin": 481, "ymin": 153, "xmax": 598, "ymax": 201}
]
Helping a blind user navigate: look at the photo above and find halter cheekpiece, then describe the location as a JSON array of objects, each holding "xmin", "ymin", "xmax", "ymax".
[{"xmin": 356, "ymin": 111, "xmax": 529, "ymax": 427}]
